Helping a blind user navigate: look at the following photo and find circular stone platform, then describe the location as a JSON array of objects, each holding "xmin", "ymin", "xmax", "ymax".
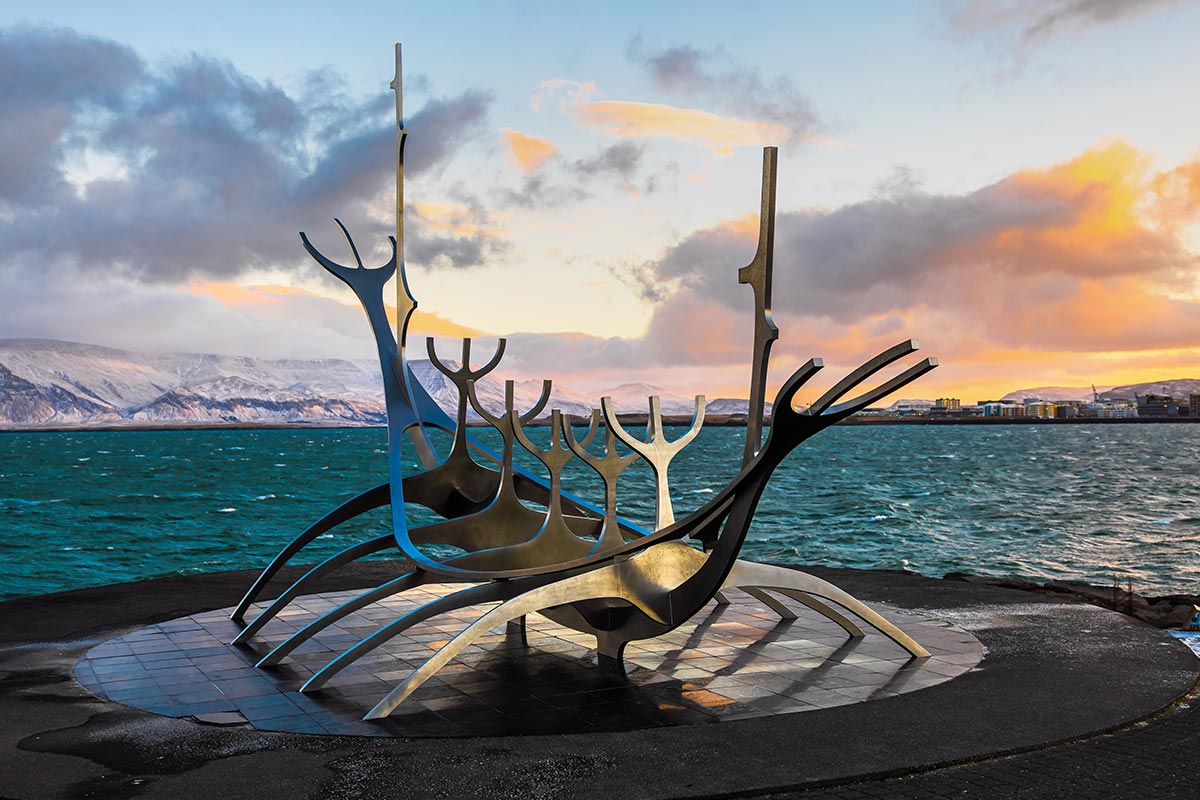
[{"xmin": 74, "ymin": 584, "xmax": 982, "ymax": 737}]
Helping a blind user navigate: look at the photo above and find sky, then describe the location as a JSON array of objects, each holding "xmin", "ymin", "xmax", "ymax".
[{"xmin": 1, "ymin": 0, "xmax": 1198, "ymax": 404}]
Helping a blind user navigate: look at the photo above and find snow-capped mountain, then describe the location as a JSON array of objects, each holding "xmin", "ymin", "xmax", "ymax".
[
  {"xmin": 1001, "ymin": 380, "xmax": 1200, "ymax": 403},
  {"xmin": 0, "ymin": 339, "xmax": 756, "ymax": 429}
]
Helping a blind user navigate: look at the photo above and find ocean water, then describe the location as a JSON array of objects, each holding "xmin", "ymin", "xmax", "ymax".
[{"xmin": 0, "ymin": 424, "xmax": 1197, "ymax": 601}]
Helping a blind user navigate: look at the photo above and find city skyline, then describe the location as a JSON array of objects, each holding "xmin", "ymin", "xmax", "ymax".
[{"xmin": 1, "ymin": 1, "xmax": 1198, "ymax": 403}]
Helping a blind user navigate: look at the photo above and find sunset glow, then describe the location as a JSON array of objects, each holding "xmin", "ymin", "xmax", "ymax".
[{"xmin": 0, "ymin": 2, "xmax": 1196, "ymax": 402}]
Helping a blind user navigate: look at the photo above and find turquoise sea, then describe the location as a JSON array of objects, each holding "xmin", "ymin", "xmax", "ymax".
[{"xmin": 1, "ymin": 424, "xmax": 1197, "ymax": 601}]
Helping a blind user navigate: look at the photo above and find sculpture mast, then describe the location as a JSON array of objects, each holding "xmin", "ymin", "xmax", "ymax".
[
  {"xmin": 390, "ymin": 42, "xmax": 418, "ymax": 349},
  {"xmin": 390, "ymin": 44, "xmax": 437, "ymax": 467},
  {"xmin": 739, "ymin": 147, "xmax": 779, "ymax": 466}
]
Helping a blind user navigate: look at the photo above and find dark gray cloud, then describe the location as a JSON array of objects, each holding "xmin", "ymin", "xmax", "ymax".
[
  {"xmin": 944, "ymin": 0, "xmax": 1181, "ymax": 67},
  {"xmin": 500, "ymin": 141, "xmax": 663, "ymax": 208},
  {"xmin": 572, "ymin": 141, "xmax": 643, "ymax": 180},
  {"xmin": 631, "ymin": 168, "xmax": 1188, "ymax": 323},
  {"xmin": 0, "ymin": 26, "xmax": 142, "ymax": 205},
  {"xmin": 0, "ymin": 25, "xmax": 499, "ymax": 282},
  {"xmin": 407, "ymin": 200, "xmax": 510, "ymax": 270},
  {"xmin": 626, "ymin": 36, "xmax": 820, "ymax": 144}
]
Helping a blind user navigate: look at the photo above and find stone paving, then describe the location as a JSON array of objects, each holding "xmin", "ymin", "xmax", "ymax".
[{"xmin": 74, "ymin": 584, "xmax": 982, "ymax": 736}]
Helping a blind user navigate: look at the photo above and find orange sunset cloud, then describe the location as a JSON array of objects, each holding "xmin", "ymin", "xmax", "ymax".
[
  {"xmin": 500, "ymin": 128, "xmax": 561, "ymax": 174},
  {"xmin": 521, "ymin": 140, "xmax": 1200, "ymax": 401},
  {"xmin": 188, "ymin": 281, "xmax": 484, "ymax": 340},
  {"xmin": 408, "ymin": 201, "xmax": 502, "ymax": 238},
  {"xmin": 568, "ymin": 100, "xmax": 788, "ymax": 156}
]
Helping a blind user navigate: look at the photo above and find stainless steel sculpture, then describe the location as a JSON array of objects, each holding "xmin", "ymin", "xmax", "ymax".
[{"xmin": 232, "ymin": 44, "xmax": 938, "ymax": 719}]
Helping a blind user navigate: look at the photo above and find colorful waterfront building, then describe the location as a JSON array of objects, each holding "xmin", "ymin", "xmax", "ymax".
[
  {"xmin": 1024, "ymin": 401, "xmax": 1058, "ymax": 418},
  {"xmin": 981, "ymin": 401, "xmax": 1025, "ymax": 417}
]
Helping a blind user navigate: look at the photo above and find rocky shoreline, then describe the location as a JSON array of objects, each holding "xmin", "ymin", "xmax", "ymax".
[{"xmin": 943, "ymin": 572, "xmax": 1200, "ymax": 630}]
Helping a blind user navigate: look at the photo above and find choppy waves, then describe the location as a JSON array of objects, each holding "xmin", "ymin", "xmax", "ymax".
[{"xmin": 0, "ymin": 423, "xmax": 1197, "ymax": 600}]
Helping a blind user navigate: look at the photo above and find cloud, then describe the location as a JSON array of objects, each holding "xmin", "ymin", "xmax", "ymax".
[
  {"xmin": 568, "ymin": 100, "xmax": 787, "ymax": 157},
  {"xmin": 529, "ymin": 79, "xmax": 598, "ymax": 112},
  {"xmin": 498, "ymin": 141, "xmax": 658, "ymax": 208},
  {"xmin": 184, "ymin": 281, "xmax": 486, "ymax": 338},
  {"xmin": 405, "ymin": 200, "xmax": 508, "ymax": 269},
  {"xmin": 944, "ymin": 0, "xmax": 1182, "ymax": 70},
  {"xmin": 0, "ymin": 25, "xmax": 143, "ymax": 206},
  {"xmin": 0, "ymin": 25, "xmax": 498, "ymax": 284},
  {"xmin": 625, "ymin": 140, "xmax": 1200, "ymax": 363},
  {"xmin": 626, "ymin": 37, "xmax": 822, "ymax": 145},
  {"xmin": 452, "ymin": 139, "xmax": 1200, "ymax": 399},
  {"xmin": 501, "ymin": 128, "xmax": 560, "ymax": 174}
]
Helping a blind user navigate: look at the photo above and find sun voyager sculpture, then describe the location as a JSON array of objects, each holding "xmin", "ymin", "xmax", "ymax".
[{"xmin": 231, "ymin": 45, "xmax": 938, "ymax": 720}]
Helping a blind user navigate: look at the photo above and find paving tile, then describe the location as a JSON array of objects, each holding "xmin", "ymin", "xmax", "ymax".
[{"xmin": 75, "ymin": 585, "xmax": 982, "ymax": 738}]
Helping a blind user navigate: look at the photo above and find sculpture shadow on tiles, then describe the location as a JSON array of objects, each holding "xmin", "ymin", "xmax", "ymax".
[{"xmin": 231, "ymin": 44, "xmax": 938, "ymax": 721}]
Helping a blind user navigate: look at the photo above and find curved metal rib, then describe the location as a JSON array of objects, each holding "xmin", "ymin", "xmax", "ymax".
[
  {"xmin": 300, "ymin": 579, "xmax": 527, "ymax": 692},
  {"xmin": 362, "ymin": 554, "xmax": 673, "ymax": 719},
  {"xmin": 231, "ymin": 482, "xmax": 390, "ymax": 623},
  {"xmin": 721, "ymin": 560, "xmax": 927, "ymax": 657},
  {"xmin": 761, "ymin": 588, "xmax": 865, "ymax": 638},
  {"xmin": 729, "ymin": 581, "xmax": 866, "ymax": 637},
  {"xmin": 230, "ymin": 534, "xmax": 395, "ymax": 645},
  {"xmin": 602, "ymin": 394, "xmax": 705, "ymax": 530},
  {"xmin": 256, "ymin": 570, "xmax": 430, "ymax": 667}
]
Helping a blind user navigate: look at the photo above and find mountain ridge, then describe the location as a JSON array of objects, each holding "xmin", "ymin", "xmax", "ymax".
[{"xmin": 0, "ymin": 339, "xmax": 754, "ymax": 429}]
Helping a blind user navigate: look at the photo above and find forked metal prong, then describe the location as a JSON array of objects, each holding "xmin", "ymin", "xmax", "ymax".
[
  {"xmin": 825, "ymin": 357, "xmax": 938, "ymax": 421},
  {"xmin": 520, "ymin": 380, "xmax": 553, "ymax": 423},
  {"xmin": 601, "ymin": 394, "xmax": 705, "ymax": 530},
  {"xmin": 426, "ymin": 336, "xmax": 507, "ymax": 381},
  {"xmin": 806, "ymin": 339, "xmax": 918, "ymax": 416},
  {"xmin": 333, "ymin": 218, "xmax": 365, "ymax": 268}
]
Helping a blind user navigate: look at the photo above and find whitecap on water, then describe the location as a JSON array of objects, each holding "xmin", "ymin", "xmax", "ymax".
[{"xmin": 215, "ymin": 507, "xmax": 237, "ymax": 513}]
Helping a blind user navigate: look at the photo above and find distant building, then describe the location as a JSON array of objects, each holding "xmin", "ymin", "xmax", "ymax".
[
  {"xmin": 1088, "ymin": 401, "xmax": 1137, "ymax": 419},
  {"xmin": 1137, "ymin": 394, "xmax": 1180, "ymax": 417},
  {"xmin": 982, "ymin": 401, "xmax": 1024, "ymax": 417},
  {"xmin": 935, "ymin": 398, "xmax": 961, "ymax": 412},
  {"xmin": 1024, "ymin": 400, "xmax": 1058, "ymax": 418},
  {"xmin": 1190, "ymin": 394, "xmax": 1200, "ymax": 417},
  {"xmin": 1056, "ymin": 401, "xmax": 1085, "ymax": 418},
  {"xmin": 891, "ymin": 400, "xmax": 934, "ymax": 416}
]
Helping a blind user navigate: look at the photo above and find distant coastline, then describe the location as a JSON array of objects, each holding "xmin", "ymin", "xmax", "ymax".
[{"xmin": 5, "ymin": 415, "xmax": 1199, "ymax": 434}]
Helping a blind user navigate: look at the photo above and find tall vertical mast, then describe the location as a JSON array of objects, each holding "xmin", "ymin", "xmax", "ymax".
[
  {"xmin": 389, "ymin": 42, "xmax": 417, "ymax": 348},
  {"xmin": 389, "ymin": 44, "xmax": 436, "ymax": 467},
  {"xmin": 739, "ymin": 147, "xmax": 779, "ymax": 466}
]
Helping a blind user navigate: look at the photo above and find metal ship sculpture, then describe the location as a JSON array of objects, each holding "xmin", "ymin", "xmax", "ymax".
[{"xmin": 232, "ymin": 45, "xmax": 938, "ymax": 720}]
